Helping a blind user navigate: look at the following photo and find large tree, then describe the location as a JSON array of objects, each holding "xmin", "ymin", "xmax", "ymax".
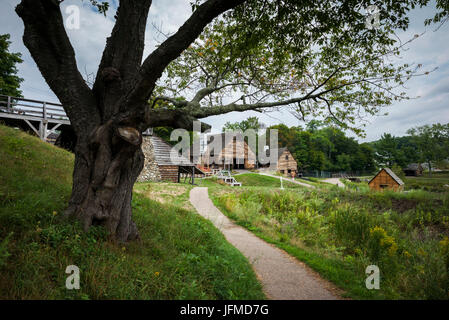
[
  {"xmin": 373, "ymin": 133, "xmax": 405, "ymax": 166},
  {"xmin": 15, "ymin": 0, "xmax": 432, "ymax": 241},
  {"xmin": 407, "ymin": 123, "xmax": 449, "ymax": 175}
]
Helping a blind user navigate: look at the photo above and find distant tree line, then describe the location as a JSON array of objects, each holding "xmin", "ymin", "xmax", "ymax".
[
  {"xmin": 372, "ymin": 123, "xmax": 449, "ymax": 173},
  {"xmin": 266, "ymin": 120, "xmax": 376, "ymax": 173},
  {"xmin": 224, "ymin": 117, "xmax": 449, "ymax": 174}
]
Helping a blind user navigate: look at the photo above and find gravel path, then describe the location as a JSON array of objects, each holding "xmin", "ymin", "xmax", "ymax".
[
  {"xmin": 189, "ymin": 187, "xmax": 339, "ymax": 300},
  {"xmin": 322, "ymin": 178, "xmax": 345, "ymax": 188},
  {"xmin": 259, "ymin": 173, "xmax": 316, "ymax": 189}
]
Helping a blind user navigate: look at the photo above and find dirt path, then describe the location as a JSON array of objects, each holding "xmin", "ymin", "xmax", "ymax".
[
  {"xmin": 259, "ymin": 173, "xmax": 316, "ymax": 189},
  {"xmin": 189, "ymin": 187, "xmax": 339, "ymax": 300},
  {"xmin": 322, "ymin": 178, "xmax": 345, "ymax": 187}
]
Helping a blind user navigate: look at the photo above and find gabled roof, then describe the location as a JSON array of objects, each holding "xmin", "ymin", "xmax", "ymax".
[
  {"xmin": 266, "ymin": 147, "xmax": 289, "ymax": 159},
  {"xmin": 404, "ymin": 163, "xmax": 422, "ymax": 171},
  {"xmin": 205, "ymin": 132, "xmax": 257, "ymax": 154},
  {"xmin": 206, "ymin": 132, "xmax": 246, "ymax": 146},
  {"xmin": 368, "ymin": 167, "xmax": 405, "ymax": 186}
]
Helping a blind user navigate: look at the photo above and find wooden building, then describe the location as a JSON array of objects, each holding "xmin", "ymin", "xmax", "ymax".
[
  {"xmin": 368, "ymin": 168, "xmax": 404, "ymax": 191},
  {"xmin": 276, "ymin": 148, "xmax": 298, "ymax": 177},
  {"xmin": 403, "ymin": 163, "xmax": 423, "ymax": 176},
  {"xmin": 201, "ymin": 133, "xmax": 256, "ymax": 170},
  {"xmin": 138, "ymin": 133, "xmax": 203, "ymax": 183},
  {"xmin": 258, "ymin": 147, "xmax": 298, "ymax": 176}
]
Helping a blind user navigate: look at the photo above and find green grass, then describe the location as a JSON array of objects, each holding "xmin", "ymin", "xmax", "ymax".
[
  {"xmin": 198, "ymin": 173, "xmax": 310, "ymax": 189},
  {"xmin": 404, "ymin": 172, "xmax": 449, "ymax": 193},
  {"xmin": 0, "ymin": 125, "xmax": 265, "ymax": 299},
  {"xmin": 209, "ymin": 183, "xmax": 449, "ymax": 300}
]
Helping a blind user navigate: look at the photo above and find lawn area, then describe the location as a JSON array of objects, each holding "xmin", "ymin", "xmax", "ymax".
[
  {"xmin": 0, "ymin": 124, "xmax": 264, "ymax": 299},
  {"xmin": 404, "ymin": 172, "xmax": 449, "ymax": 193},
  {"xmin": 208, "ymin": 174, "xmax": 449, "ymax": 299},
  {"xmin": 197, "ymin": 172, "xmax": 312, "ymax": 189}
]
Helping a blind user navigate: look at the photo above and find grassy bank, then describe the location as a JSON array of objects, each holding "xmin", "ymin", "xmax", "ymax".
[
  {"xmin": 209, "ymin": 174, "xmax": 449, "ymax": 299},
  {"xmin": 0, "ymin": 125, "xmax": 264, "ymax": 299}
]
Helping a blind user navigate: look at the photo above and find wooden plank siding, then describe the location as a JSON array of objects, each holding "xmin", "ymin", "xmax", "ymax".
[
  {"xmin": 277, "ymin": 149, "xmax": 297, "ymax": 176},
  {"xmin": 159, "ymin": 165, "xmax": 179, "ymax": 182},
  {"xmin": 202, "ymin": 134, "xmax": 256, "ymax": 169},
  {"xmin": 368, "ymin": 168, "xmax": 404, "ymax": 191}
]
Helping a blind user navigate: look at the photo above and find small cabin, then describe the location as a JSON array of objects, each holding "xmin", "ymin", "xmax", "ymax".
[
  {"xmin": 403, "ymin": 163, "xmax": 423, "ymax": 176},
  {"xmin": 368, "ymin": 168, "xmax": 404, "ymax": 191},
  {"xmin": 276, "ymin": 148, "xmax": 298, "ymax": 177}
]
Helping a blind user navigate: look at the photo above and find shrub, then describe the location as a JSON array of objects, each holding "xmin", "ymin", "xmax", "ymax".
[
  {"xmin": 0, "ymin": 233, "xmax": 12, "ymax": 268},
  {"xmin": 330, "ymin": 205, "xmax": 373, "ymax": 249},
  {"xmin": 367, "ymin": 226, "xmax": 398, "ymax": 262}
]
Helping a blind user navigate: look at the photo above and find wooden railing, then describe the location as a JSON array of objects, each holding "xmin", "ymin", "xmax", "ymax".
[
  {"xmin": 0, "ymin": 95, "xmax": 71, "ymax": 141},
  {"xmin": 0, "ymin": 94, "xmax": 69, "ymax": 123}
]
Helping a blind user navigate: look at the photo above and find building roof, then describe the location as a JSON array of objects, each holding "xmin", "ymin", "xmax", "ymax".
[
  {"xmin": 266, "ymin": 147, "xmax": 289, "ymax": 159},
  {"xmin": 149, "ymin": 135, "xmax": 196, "ymax": 167},
  {"xmin": 205, "ymin": 132, "xmax": 257, "ymax": 154},
  {"xmin": 206, "ymin": 132, "xmax": 247, "ymax": 146},
  {"xmin": 404, "ymin": 163, "xmax": 422, "ymax": 171},
  {"xmin": 369, "ymin": 167, "xmax": 405, "ymax": 186}
]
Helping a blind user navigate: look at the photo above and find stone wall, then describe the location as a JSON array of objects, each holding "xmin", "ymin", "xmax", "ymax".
[{"xmin": 137, "ymin": 136, "xmax": 162, "ymax": 182}]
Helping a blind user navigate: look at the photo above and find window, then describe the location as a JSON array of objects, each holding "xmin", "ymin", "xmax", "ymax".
[
  {"xmin": 380, "ymin": 184, "xmax": 389, "ymax": 189},
  {"xmin": 288, "ymin": 169, "xmax": 291, "ymax": 173},
  {"xmin": 285, "ymin": 155, "xmax": 289, "ymax": 160},
  {"xmin": 280, "ymin": 170, "xmax": 285, "ymax": 174}
]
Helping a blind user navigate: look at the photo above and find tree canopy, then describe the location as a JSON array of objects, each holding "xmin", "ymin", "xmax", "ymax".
[
  {"xmin": 0, "ymin": 34, "xmax": 23, "ymax": 97},
  {"xmin": 155, "ymin": 0, "xmax": 434, "ymax": 136},
  {"xmin": 407, "ymin": 123, "xmax": 449, "ymax": 173},
  {"xmin": 264, "ymin": 123, "xmax": 376, "ymax": 173}
]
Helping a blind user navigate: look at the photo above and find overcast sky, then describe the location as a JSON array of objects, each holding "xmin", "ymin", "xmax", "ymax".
[{"xmin": 1, "ymin": 0, "xmax": 448, "ymax": 142}]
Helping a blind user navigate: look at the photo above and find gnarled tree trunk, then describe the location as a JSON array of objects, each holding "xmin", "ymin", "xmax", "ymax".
[
  {"xmin": 16, "ymin": 0, "xmax": 245, "ymax": 241},
  {"xmin": 65, "ymin": 124, "xmax": 144, "ymax": 242}
]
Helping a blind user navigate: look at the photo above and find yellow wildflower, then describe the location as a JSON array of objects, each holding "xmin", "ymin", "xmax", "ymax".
[
  {"xmin": 403, "ymin": 251, "xmax": 412, "ymax": 259},
  {"xmin": 417, "ymin": 248, "xmax": 427, "ymax": 257}
]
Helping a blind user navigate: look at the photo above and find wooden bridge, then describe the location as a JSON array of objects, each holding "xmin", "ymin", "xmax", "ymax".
[{"xmin": 0, "ymin": 94, "xmax": 69, "ymax": 141}]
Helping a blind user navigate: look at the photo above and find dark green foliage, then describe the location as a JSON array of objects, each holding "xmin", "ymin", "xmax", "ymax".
[
  {"xmin": 407, "ymin": 123, "xmax": 449, "ymax": 174},
  {"xmin": 0, "ymin": 34, "xmax": 23, "ymax": 97},
  {"xmin": 265, "ymin": 124, "xmax": 376, "ymax": 172}
]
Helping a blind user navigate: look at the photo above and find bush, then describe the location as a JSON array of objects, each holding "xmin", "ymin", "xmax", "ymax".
[
  {"xmin": 330, "ymin": 205, "xmax": 373, "ymax": 249},
  {"xmin": 0, "ymin": 233, "xmax": 12, "ymax": 268}
]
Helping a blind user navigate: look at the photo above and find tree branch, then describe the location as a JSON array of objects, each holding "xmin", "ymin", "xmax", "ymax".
[
  {"xmin": 93, "ymin": 0, "xmax": 153, "ymax": 119},
  {"xmin": 123, "ymin": 0, "xmax": 246, "ymax": 112},
  {"xmin": 16, "ymin": 0, "xmax": 99, "ymax": 133}
]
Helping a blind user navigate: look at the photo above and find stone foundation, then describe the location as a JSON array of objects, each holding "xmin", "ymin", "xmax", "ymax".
[{"xmin": 137, "ymin": 136, "xmax": 162, "ymax": 182}]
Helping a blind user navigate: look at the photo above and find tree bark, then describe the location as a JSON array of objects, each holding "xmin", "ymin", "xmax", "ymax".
[
  {"xmin": 64, "ymin": 123, "xmax": 144, "ymax": 242},
  {"xmin": 16, "ymin": 0, "xmax": 245, "ymax": 242}
]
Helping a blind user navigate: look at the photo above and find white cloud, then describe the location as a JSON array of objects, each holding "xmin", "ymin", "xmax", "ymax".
[{"xmin": 1, "ymin": 0, "xmax": 448, "ymax": 142}]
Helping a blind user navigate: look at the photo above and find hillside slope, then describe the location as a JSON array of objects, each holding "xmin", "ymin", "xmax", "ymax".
[{"xmin": 0, "ymin": 124, "xmax": 264, "ymax": 299}]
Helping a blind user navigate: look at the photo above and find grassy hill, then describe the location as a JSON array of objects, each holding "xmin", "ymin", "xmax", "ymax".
[{"xmin": 0, "ymin": 124, "xmax": 264, "ymax": 299}]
